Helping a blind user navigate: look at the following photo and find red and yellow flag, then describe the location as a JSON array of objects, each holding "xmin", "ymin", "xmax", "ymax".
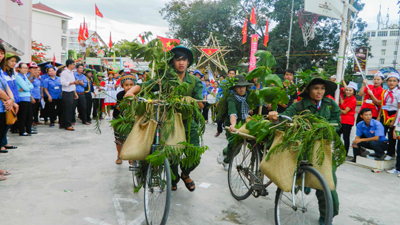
[
  {"xmin": 78, "ymin": 24, "xmax": 83, "ymax": 44},
  {"xmin": 264, "ymin": 17, "xmax": 269, "ymax": 47},
  {"xmin": 157, "ymin": 36, "xmax": 180, "ymax": 52},
  {"xmin": 250, "ymin": 7, "xmax": 256, "ymax": 24},
  {"xmin": 201, "ymin": 48, "xmax": 219, "ymax": 56},
  {"xmin": 242, "ymin": 17, "xmax": 248, "ymax": 44},
  {"xmin": 95, "ymin": 4, "xmax": 103, "ymax": 18}
]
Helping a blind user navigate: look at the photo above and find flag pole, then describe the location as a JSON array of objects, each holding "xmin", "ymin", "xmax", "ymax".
[{"xmin": 95, "ymin": 14, "xmax": 97, "ymax": 32}]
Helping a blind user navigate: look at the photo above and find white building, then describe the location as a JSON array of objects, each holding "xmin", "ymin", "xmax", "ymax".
[
  {"xmin": 32, "ymin": 3, "xmax": 71, "ymax": 64},
  {"xmin": 0, "ymin": 0, "xmax": 32, "ymax": 62},
  {"xmin": 365, "ymin": 25, "xmax": 400, "ymax": 74}
]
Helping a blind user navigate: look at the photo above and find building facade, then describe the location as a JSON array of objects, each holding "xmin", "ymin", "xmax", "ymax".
[
  {"xmin": 365, "ymin": 25, "xmax": 400, "ymax": 74},
  {"xmin": 0, "ymin": 0, "xmax": 33, "ymax": 62},
  {"xmin": 32, "ymin": 3, "xmax": 72, "ymax": 64}
]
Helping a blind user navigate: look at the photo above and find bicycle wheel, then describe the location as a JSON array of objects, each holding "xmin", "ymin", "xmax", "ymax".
[
  {"xmin": 144, "ymin": 158, "xmax": 171, "ymax": 225},
  {"xmin": 228, "ymin": 142, "xmax": 260, "ymax": 201},
  {"xmin": 130, "ymin": 161, "xmax": 142, "ymax": 189},
  {"xmin": 274, "ymin": 166, "xmax": 333, "ymax": 225}
]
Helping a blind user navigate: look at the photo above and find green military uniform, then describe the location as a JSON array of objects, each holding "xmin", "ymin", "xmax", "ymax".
[
  {"xmin": 281, "ymin": 96, "xmax": 340, "ymax": 219},
  {"xmin": 139, "ymin": 72, "xmax": 204, "ymax": 186},
  {"xmin": 222, "ymin": 93, "xmax": 249, "ymax": 163}
]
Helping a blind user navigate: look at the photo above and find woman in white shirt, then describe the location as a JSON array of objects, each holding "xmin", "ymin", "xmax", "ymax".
[{"xmin": 104, "ymin": 71, "xmax": 117, "ymax": 119}]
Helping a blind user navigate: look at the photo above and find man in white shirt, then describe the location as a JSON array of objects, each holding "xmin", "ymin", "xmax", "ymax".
[{"xmin": 60, "ymin": 60, "xmax": 79, "ymax": 131}]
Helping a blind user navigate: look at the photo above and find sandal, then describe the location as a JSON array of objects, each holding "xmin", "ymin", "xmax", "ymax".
[
  {"xmin": 171, "ymin": 185, "xmax": 177, "ymax": 191},
  {"xmin": 116, "ymin": 158, "xmax": 122, "ymax": 164},
  {"xmin": 4, "ymin": 145, "xmax": 17, "ymax": 149},
  {"xmin": 0, "ymin": 170, "xmax": 11, "ymax": 176},
  {"xmin": 129, "ymin": 160, "xmax": 133, "ymax": 165},
  {"xmin": 0, "ymin": 175, "xmax": 7, "ymax": 181},
  {"xmin": 181, "ymin": 173, "xmax": 195, "ymax": 192}
]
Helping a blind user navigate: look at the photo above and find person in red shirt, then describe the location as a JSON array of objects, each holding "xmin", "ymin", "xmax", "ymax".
[
  {"xmin": 337, "ymin": 81, "xmax": 358, "ymax": 155},
  {"xmin": 356, "ymin": 72, "xmax": 384, "ymax": 124}
]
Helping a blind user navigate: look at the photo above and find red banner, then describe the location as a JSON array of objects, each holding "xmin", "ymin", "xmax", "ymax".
[
  {"xmin": 249, "ymin": 34, "xmax": 259, "ymax": 71},
  {"xmin": 354, "ymin": 47, "xmax": 368, "ymax": 72},
  {"xmin": 201, "ymin": 48, "xmax": 219, "ymax": 56}
]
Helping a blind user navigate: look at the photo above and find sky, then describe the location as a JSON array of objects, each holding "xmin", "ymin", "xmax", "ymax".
[{"xmin": 34, "ymin": 0, "xmax": 400, "ymax": 43}]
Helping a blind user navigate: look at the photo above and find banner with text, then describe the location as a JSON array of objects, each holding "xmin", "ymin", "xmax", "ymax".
[
  {"xmin": 353, "ymin": 47, "xmax": 368, "ymax": 72},
  {"xmin": 249, "ymin": 34, "xmax": 259, "ymax": 71}
]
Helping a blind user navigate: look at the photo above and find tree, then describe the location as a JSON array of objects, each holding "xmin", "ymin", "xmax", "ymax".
[
  {"xmin": 31, "ymin": 41, "xmax": 50, "ymax": 63},
  {"xmin": 160, "ymin": 0, "xmax": 369, "ymax": 75}
]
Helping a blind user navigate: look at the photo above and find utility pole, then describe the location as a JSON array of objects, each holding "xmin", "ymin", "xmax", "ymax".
[{"xmin": 286, "ymin": 0, "xmax": 295, "ymax": 69}]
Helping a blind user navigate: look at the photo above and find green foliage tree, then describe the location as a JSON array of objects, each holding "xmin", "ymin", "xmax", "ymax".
[{"xmin": 160, "ymin": 0, "xmax": 369, "ymax": 75}]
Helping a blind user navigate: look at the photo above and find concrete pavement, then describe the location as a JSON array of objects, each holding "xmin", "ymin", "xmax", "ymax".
[{"xmin": 0, "ymin": 121, "xmax": 399, "ymax": 225}]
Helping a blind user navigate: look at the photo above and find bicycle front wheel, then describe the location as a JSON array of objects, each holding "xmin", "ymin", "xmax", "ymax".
[
  {"xmin": 274, "ymin": 166, "xmax": 333, "ymax": 225},
  {"xmin": 130, "ymin": 160, "xmax": 142, "ymax": 189},
  {"xmin": 144, "ymin": 158, "xmax": 171, "ymax": 225},
  {"xmin": 228, "ymin": 142, "xmax": 260, "ymax": 201}
]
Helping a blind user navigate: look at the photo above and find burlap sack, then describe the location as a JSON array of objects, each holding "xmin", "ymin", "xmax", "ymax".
[
  {"xmin": 120, "ymin": 115, "xmax": 158, "ymax": 161},
  {"xmin": 260, "ymin": 130, "xmax": 299, "ymax": 192},
  {"xmin": 305, "ymin": 140, "xmax": 335, "ymax": 191},
  {"xmin": 163, "ymin": 113, "xmax": 186, "ymax": 146},
  {"xmin": 237, "ymin": 117, "xmax": 254, "ymax": 134}
]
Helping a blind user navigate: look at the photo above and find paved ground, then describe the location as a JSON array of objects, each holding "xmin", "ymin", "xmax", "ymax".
[{"xmin": 0, "ymin": 120, "xmax": 399, "ymax": 225}]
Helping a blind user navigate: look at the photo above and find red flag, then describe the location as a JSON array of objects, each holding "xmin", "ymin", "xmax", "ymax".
[
  {"xmin": 109, "ymin": 32, "xmax": 112, "ymax": 49},
  {"xmin": 157, "ymin": 36, "xmax": 180, "ymax": 52},
  {"xmin": 95, "ymin": 4, "xmax": 103, "ymax": 18},
  {"xmin": 53, "ymin": 53, "xmax": 56, "ymax": 66},
  {"xmin": 250, "ymin": 7, "xmax": 256, "ymax": 24},
  {"xmin": 83, "ymin": 19, "xmax": 86, "ymax": 40},
  {"xmin": 83, "ymin": 21, "xmax": 89, "ymax": 40},
  {"xmin": 201, "ymin": 48, "xmax": 219, "ymax": 56},
  {"xmin": 264, "ymin": 17, "xmax": 269, "ymax": 47},
  {"xmin": 139, "ymin": 34, "xmax": 145, "ymax": 44},
  {"xmin": 242, "ymin": 17, "xmax": 248, "ymax": 44},
  {"xmin": 78, "ymin": 24, "xmax": 83, "ymax": 44}
]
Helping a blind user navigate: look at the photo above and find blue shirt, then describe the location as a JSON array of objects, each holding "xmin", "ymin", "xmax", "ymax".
[
  {"xmin": 16, "ymin": 73, "xmax": 33, "ymax": 102},
  {"xmin": 251, "ymin": 83, "xmax": 262, "ymax": 90},
  {"xmin": 30, "ymin": 77, "xmax": 41, "ymax": 99},
  {"xmin": 43, "ymin": 76, "xmax": 62, "ymax": 99},
  {"xmin": 3, "ymin": 71, "xmax": 20, "ymax": 103},
  {"xmin": 74, "ymin": 72, "xmax": 87, "ymax": 93},
  {"xmin": 0, "ymin": 69, "xmax": 6, "ymax": 112},
  {"xmin": 356, "ymin": 119, "xmax": 388, "ymax": 142},
  {"xmin": 40, "ymin": 74, "xmax": 49, "ymax": 97}
]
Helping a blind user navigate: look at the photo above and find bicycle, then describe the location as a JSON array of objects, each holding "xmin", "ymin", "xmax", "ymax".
[
  {"xmin": 128, "ymin": 97, "xmax": 171, "ymax": 225},
  {"xmin": 227, "ymin": 115, "xmax": 334, "ymax": 225}
]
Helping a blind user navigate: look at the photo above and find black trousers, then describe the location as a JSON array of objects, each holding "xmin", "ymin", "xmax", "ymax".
[
  {"xmin": 336, "ymin": 124, "xmax": 353, "ymax": 155},
  {"xmin": 31, "ymin": 99, "xmax": 41, "ymax": 123},
  {"xmin": 62, "ymin": 92, "xmax": 75, "ymax": 128},
  {"xmin": 92, "ymin": 98, "xmax": 104, "ymax": 119},
  {"xmin": 85, "ymin": 93, "xmax": 92, "ymax": 122},
  {"xmin": 76, "ymin": 94, "xmax": 87, "ymax": 123},
  {"xmin": 382, "ymin": 110, "xmax": 397, "ymax": 156},
  {"xmin": 43, "ymin": 97, "xmax": 49, "ymax": 122},
  {"xmin": 17, "ymin": 101, "xmax": 33, "ymax": 134},
  {"xmin": 353, "ymin": 135, "xmax": 388, "ymax": 158},
  {"xmin": 202, "ymin": 102, "xmax": 209, "ymax": 121},
  {"xmin": 47, "ymin": 98, "xmax": 62, "ymax": 124},
  {"xmin": 0, "ymin": 113, "xmax": 6, "ymax": 142},
  {"xmin": 217, "ymin": 118, "xmax": 224, "ymax": 134}
]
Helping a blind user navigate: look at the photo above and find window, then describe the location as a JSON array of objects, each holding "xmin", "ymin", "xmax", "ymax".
[
  {"xmin": 390, "ymin": 31, "xmax": 400, "ymax": 36},
  {"xmin": 381, "ymin": 49, "xmax": 386, "ymax": 55},
  {"xmin": 382, "ymin": 40, "xmax": 387, "ymax": 46},
  {"xmin": 366, "ymin": 32, "xmax": 370, "ymax": 37},
  {"xmin": 380, "ymin": 59, "xmax": 385, "ymax": 64},
  {"xmin": 371, "ymin": 32, "xmax": 376, "ymax": 37},
  {"xmin": 377, "ymin": 31, "xmax": 388, "ymax": 37}
]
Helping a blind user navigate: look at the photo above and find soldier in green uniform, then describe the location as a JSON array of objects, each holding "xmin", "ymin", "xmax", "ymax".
[
  {"xmin": 125, "ymin": 46, "xmax": 204, "ymax": 192},
  {"xmin": 220, "ymin": 75, "xmax": 253, "ymax": 170},
  {"xmin": 269, "ymin": 77, "xmax": 340, "ymax": 225}
]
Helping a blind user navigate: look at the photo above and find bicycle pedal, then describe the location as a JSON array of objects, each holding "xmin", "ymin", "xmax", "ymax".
[
  {"xmin": 260, "ymin": 188, "xmax": 269, "ymax": 196},
  {"xmin": 252, "ymin": 183, "xmax": 264, "ymax": 191}
]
